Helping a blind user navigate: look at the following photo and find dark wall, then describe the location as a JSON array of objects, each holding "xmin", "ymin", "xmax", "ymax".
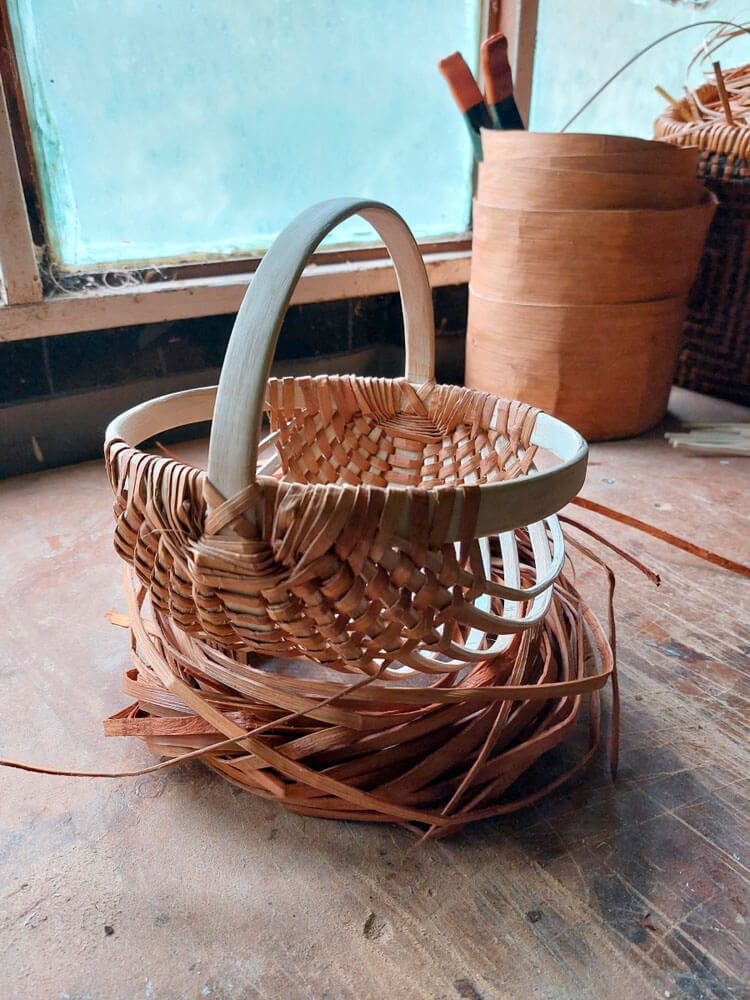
[{"xmin": 0, "ymin": 285, "xmax": 468, "ymax": 477}]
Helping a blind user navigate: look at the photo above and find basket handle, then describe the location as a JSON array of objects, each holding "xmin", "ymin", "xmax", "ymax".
[{"xmin": 207, "ymin": 198, "xmax": 435, "ymax": 504}]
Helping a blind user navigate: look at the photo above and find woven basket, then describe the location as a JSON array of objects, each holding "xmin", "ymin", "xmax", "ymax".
[
  {"xmin": 105, "ymin": 199, "xmax": 587, "ymax": 678},
  {"xmin": 655, "ymin": 79, "xmax": 750, "ymax": 405},
  {"xmin": 103, "ymin": 537, "xmax": 615, "ymax": 833}
]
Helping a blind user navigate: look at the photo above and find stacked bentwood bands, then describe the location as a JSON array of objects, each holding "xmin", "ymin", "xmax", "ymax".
[
  {"xmin": 466, "ymin": 132, "xmax": 717, "ymax": 441},
  {"xmin": 438, "ymin": 38, "xmax": 718, "ymax": 441}
]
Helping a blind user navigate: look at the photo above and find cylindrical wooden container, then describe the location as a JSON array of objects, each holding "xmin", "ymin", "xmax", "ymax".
[
  {"xmin": 481, "ymin": 129, "xmax": 701, "ymax": 168},
  {"xmin": 483, "ymin": 150, "xmax": 702, "ymax": 177},
  {"xmin": 466, "ymin": 133, "xmax": 716, "ymax": 440},
  {"xmin": 465, "ymin": 294, "xmax": 689, "ymax": 440},
  {"xmin": 655, "ymin": 80, "xmax": 750, "ymax": 405},
  {"xmin": 471, "ymin": 196, "xmax": 716, "ymax": 305}
]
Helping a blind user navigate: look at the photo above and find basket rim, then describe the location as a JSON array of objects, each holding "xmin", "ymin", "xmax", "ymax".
[
  {"xmin": 655, "ymin": 81, "xmax": 750, "ymax": 159},
  {"xmin": 105, "ymin": 380, "xmax": 589, "ymax": 542}
]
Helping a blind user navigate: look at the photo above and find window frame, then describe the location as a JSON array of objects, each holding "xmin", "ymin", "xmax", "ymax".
[{"xmin": 0, "ymin": 0, "xmax": 537, "ymax": 341}]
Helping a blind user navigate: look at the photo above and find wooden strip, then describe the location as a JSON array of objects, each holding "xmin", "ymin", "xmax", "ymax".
[
  {"xmin": 0, "ymin": 75, "xmax": 41, "ymax": 304},
  {"xmin": 497, "ymin": 0, "xmax": 539, "ymax": 127},
  {"xmin": 0, "ymin": 249, "xmax": 470, "ymax": 342},
  {"xmin": 571, "ymin": 496, "xmax": 750, "ymax": 579},
  {"xmin": 713, "ymin": 62, "xmax": 735, "ymax": 126},
  {"xmin": 207, "ymin": 199, "xmax": 437, "ymax": 513}
]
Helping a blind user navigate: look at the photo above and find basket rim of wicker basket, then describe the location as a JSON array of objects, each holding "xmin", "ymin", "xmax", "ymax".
[
  {"xmin": 105, "ymin": 381, "xmax": 589, "ymax": 542},
  {"xmin": 655, "ymin": 81, "xmax": 750, "ymax": 162}
]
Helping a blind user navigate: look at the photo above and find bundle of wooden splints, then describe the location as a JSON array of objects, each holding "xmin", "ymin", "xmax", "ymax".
[
  {"xmin": 2, "ymin": 496, "xmax": 747, "ymax": 841},
  {"xmin": 666, "ymin": 422, "xmax": 750, "ymax": 455}
]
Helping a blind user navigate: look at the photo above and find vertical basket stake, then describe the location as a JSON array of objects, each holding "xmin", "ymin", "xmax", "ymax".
[{"xmin": 712, "ymin": 61, "xmax": 735, "ymax": 126}]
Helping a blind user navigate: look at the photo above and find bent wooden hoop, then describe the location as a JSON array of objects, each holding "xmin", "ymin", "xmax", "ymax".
[
  {"xmin": 479, "ymin": 150, "xmax": 701, "ymax": 177},
  {"xmin": 107, "ymin": 199, "xmax": 588, "ymax": 542},
  {"xmin": 207, "ymin": 199, "xmax": 436, "ymax": 507},
  {"xmin": 480, "ymin": 129, "xmax": 700, "ymax": 163},
  {"xmin": 466, "ymin": 294, "xmax": 690, "ymax": 440},
  {"xmin": 476, "ymin": 164, "xmax": 706, "ymax": 211},
  {"xmin": 470, "ymin": 194, "xmax": 717, "ymax": 305}
]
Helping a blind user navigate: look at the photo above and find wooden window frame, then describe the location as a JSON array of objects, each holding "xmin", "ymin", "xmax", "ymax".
[{"xmin": 0, "ymin": 0, "xmax": 537, "ymax": 342}]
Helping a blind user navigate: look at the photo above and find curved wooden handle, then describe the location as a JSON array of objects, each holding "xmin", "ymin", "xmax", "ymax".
[{"xmin": 206, "ymin": 198, "xmax": 435, "ymax": 505}]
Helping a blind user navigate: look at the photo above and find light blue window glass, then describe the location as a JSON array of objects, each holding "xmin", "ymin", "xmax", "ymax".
[
  {"xmin": 8, "ymin": 0, "xmax": 479, "ymax": 268},
  {"xmin": 531, "ymin": 0, "xmax": 748, "ymax": 137}
]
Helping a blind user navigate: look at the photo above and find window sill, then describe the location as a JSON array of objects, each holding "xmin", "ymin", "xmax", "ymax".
[{"xmin": 0, "ymin": 247, "xmax": 471, "ymax": 342}]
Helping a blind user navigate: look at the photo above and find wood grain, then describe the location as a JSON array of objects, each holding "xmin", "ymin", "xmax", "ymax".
[
  {"xmin": 477, "ymin": 149, "xmax": 702, "ymax": 177},
  {"xmin": 470, "ymin": 195, "xmax": 716, "ymax": 305},
  {"xmin": 480, "ymin": 129, "xmax": 702, "ymax": 165},
  {"xmin": 476, "ymin": 164, "xmax": 705, "ymax": 210},
  {"xmin": 465, "ymin": 293, "xmax": 688, "ymax": 440},
  {"xmin": 0, "ymin": 389, "xmax": 747, "ymax": 999},
  {"xmin": 0, "ymin": 75, "xmax": 41, "ymax": 304}
]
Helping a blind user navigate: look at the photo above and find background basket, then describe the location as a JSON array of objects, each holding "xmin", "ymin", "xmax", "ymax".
[{"xmin": 655, "ymin": 76, "xmax": 750, "ymax": 406}]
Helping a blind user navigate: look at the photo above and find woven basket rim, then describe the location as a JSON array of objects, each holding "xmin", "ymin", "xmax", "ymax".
[
  {"xmin": 105, "ymin": 378, "xmax": 589, "ymax": 546},
  {"xmin": 105, "ymin": 378, "xmax": 588, "ymax": 495},
  {"xmin": 655, "ymin": 80, "xmax": 750, "ymax": 159}
]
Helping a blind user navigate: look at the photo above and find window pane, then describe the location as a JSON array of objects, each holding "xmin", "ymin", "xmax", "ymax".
[
  {"xmin": 531, "ymin": 0, "xmax": 747, "ymax": 137},
  {"xmin": 8, "ymin": 0, "xmax": 479, "ymax": 268}
]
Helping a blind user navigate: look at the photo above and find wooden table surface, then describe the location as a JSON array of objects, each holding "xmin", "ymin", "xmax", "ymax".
[{"xmin": 1, "ymin": 388, "xmax": 748, "ymax": 1000}]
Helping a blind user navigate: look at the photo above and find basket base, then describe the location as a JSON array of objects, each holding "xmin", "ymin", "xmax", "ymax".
[{"xmin": 106, "ymin": 553, "xmax": 616, "ymax": 838}]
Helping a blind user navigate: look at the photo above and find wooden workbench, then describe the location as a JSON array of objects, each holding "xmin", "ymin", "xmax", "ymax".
[{"xmin": 1, "ymin": 388, "xmax": 748, "ymax": 1000}]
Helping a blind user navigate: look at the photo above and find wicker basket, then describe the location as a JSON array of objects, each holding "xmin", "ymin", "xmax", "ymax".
[
  {"xmin": 105, "ymin": 199, "xmax": 587, "ymax": 678},
  {"xmin": 655, "ymin": 80, "xmax": 750, "ymax": 405},
  {"xmin": 103, "ymin": 546, "xmax": 615, "ymax": 832}
]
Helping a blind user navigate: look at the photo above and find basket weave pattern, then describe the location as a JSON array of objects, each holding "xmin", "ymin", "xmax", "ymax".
[
  {"xmin": 266, "ymin": 376, "xmax": 540, "ymax": 488},
  {"xmin": 104, "ymin": 536, "xmax": 614, "ymax": 834},
  {"xmin": 655, "ymin": 81, "xmax": 750, "ymax": 176},
  {"xmin": 106, "ymin": 377, "xmax": 541, "ymax": 674},
  {"xmin": 103, "ymin": 199, "xmax": 595, "ymax": 830}
]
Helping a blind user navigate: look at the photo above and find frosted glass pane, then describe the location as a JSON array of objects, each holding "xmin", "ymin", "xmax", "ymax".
[
  {"xmin": 531, "ymin": 0, "xmax": 748, "ymax": 137},
  {"xmin": 8, "ymin": 0, "xmax": 479, "ymax": 268}
]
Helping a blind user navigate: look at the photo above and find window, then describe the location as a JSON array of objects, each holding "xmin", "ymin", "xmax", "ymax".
[
  {"xmin": 7, "ymin": 0, "xmax": 480, "ymax": 269},
  {"xmin": 2, "ymin": 0, "xmax": 508, "ymax": 338},
  {"xmin": 530, "ymin": 0, "xmax": 748, "ymax": 136}
]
